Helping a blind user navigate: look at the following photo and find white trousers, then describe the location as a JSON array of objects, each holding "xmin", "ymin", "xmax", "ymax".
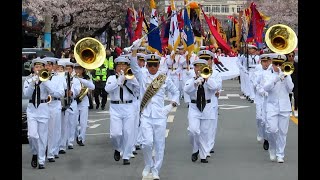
[
  {"xmin": 207, "ymin": 107, "xmax": 218, "ymax": 152},
  {"xmin": 255, "ymin": 101, "xmax": 266, "ymax": 140},
  {"xmin": 109, "ymin": 104, "xmax": 135, "ymax": 160},
  {"xmin": 248, "ymin": 70, "xmax": 256, "ymax": 100},
  {"xmin": 167, "ymin": 75, "xmax": 179, "ymax": 99},
  {"xmin": 132, "ymin": 98, "xmax": 142, "ymax": 152},
  {"xmin": 75, "ymin": 106, "xmax": 89, "ymax": 143},
  {"xmin": 28, "ymin": 116, "xmax": 48, "ymax": 165},
  {"xmin": 140, "ymin": 115, "xmax": 167, "ymax": 177},
  {"xmin": 59, "ymin": 105, "xmax": 77, "ymax": 150},
  {"xmin": 265, "ymin": 111, "xmax": 290, "ymax": 159},
  {"xmin": 47, "ymin": 102, "xmax": 62, "ymax": 158},
  {"xmin": 188, "ymin": 113, "xmax": 211, "ymax": 159}
]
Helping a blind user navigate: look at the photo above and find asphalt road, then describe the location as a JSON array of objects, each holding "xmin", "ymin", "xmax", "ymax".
[{"xmin": 22, "ymin": 79, "xmax": 298, "ymax": 180}]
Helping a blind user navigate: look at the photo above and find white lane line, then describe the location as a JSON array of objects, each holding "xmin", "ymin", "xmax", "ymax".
[
  {"xmin": 96, "ymin": 111, "xmax": 110, "ymax": 114},
  {"xmin": 86, "ymin": 132, "xmax": 109, "ymax": 136},
  {"xmin": 165, "ymin": 129, "xmax": 169, "ymax": 138},
  {"xmin": 88, "ymin": 118, "xmax": 108, "ymax": 123},
  {"xmin": 218, "ymin": 96, "xmax": 229, "ymax": 99},
  {"xmin": 226, "ymin": 94, "xmax": 240, "ymax": 97},
  {"xmin": 88, "ymin": 124, "xmax": 101, "ymax": 129},
  {"xmin": 240, "ymin": 96, "xmax": 246, "ymax": 99},
  {"xmin": 167, "ymin": 115, "xmax": 174, "ymax": 122}
]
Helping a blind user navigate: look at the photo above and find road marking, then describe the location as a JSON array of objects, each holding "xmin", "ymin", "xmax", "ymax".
[
  {"xmin": 171, "ymin": 107, "xmax": 177, "ymax": 112},
  {"xmin": 165, "ymin": 129, "xmax": 169, "ymax": 138},
  {"xmin": 86, "ymin": 132, "xmax": 110, "ymax": 136},
  {"xmin": 218, "ymin": 96, "xmax": 229, "ymax": 99},
  {"xmin": 218, "ymin": 104, "xmax": 250, "ymax": 110},
  {"xmin": 88, "ymin": 124, "xmax": 101, "ymax": 129},
  {"xmin": 142, "ymin": 174, "xmax": 154, "ymax": 180},
  {"xmin": 290, "ymin": 116, "xmax": 298, "ymax": 125},
  {"xmin": 96, "ymin": 111, "xmax": 110, "ymax": 114},
  {"xmin": 167, "ymin": 115, "xmax": 174, "ymax": 122},
  {"xmin": 88, "ymin": 118, "xmax": 108, "ymax": 123},
  {"xmin": 240, "ymin": 96, "xmax": 246, "ymax": 99},
  {"xmin": 226, "ymin": 94, "xmax": 240, "ymax": 97}
]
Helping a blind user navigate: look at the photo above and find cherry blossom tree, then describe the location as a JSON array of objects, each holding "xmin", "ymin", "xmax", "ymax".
[{"xmin": 250, "ymin": 0, "xmax": 298, "ymax": 35}]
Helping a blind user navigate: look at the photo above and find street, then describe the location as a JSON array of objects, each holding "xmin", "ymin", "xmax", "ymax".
[{"xmin": 22, "ymin": 79, "xmax": 298, "ymax": 180}]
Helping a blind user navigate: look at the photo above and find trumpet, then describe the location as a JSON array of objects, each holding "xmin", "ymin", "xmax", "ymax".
[
  {"xmin": 199, "ymin": 65, "xmax": 212, "ymax": 78},
  {"xmin": 124, "ymin": 67, "xmax": 134, "ymax": 79},
  {"xmin": 281, "ymin": 62, "xmax": 294, "ymax": 76},
  {"xmin": 37, "ymin": 69, "xmax": 51, "ymax": 82}
]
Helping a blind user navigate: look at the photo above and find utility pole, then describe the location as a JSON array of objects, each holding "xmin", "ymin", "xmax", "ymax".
[{"xmin": 44, "ymin": 14, "xmax": 52, "ymax": 51}]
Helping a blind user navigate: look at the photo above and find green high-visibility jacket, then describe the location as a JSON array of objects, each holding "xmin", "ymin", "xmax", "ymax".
[
  {"xmin": 104, "ymin": 56, "xmax": 114, "ymax": 70},
  {"xmin": 93, "ymin": 67, "xmax": 107, "ymax": 81}
]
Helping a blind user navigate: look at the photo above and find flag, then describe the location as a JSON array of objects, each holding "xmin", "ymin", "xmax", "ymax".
[
  {"xmin": 147, "ymin": 0, "xmax": 162, "ymax": 54},
  {"xmin": 246, "ymin": 2, "xmax": 265, "ymax": 43},
  {"xmin": 63, "ymin": 29, "xmax": 73, "ymax": 49},
  {"xmin": 133, "ymin": 9, "xmax": 144, "ymax": 42},
  {"xmin": 182, "ymin": 7, "xmax": 194, "ymax": 57},
  {"xmin": 201, "ymin": 7, "xmax": 234, "ymax": 55},
  {"xmin": 125, "ymin": 8, "xmax": 134, "ymax": 44},
  {"xmin": 161, "ymin": 5, "xmax": 172, "ymax": 49},
  {"xmin": 168, "ymin": 0, "xmax": 180, "ymax": 53}
]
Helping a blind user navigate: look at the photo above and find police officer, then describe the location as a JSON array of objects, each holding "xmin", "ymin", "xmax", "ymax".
[
  {"xmin": 92, "ymin": 63, "xmax": 108, "ymax": 110},
  {"xmin": 105, "ymin": 56, "xmax": 140, "ymax": 165},
  {"xmin": 23, "ymin": 58, "xmax": 55, "ymax": 169}
]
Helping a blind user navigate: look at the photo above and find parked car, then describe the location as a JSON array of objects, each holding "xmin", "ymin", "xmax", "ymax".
[
  {"xmin": 22, "ymin": 76, "xmax": 29, "ymax": 144},
  {"xmin": 22, "ymin": 48, "xmax": 55, "ymax": 75}
]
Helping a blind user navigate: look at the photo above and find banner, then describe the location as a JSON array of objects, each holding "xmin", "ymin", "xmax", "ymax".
[{"xmin": 214, "ymin": 56, "xmax": 240, "ymax": 80}]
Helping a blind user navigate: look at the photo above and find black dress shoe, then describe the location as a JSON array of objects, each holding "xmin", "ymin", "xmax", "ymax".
[
  {"xmin": 101, "ymin": 106, "xmax": 105, "ymax": 110},
  {"xmin": 210, "ymin": 149, "xmax": 215, "ymax": 154},
  {"xmin": 76, "ymin": 137, "xmax": 80, "ymax": 145},
  {"xmin": 263, "ymin": 139, "xmax": 269, "ymax": 150},
  {"xmin": 250, "ymin": 100, "xmax": 254, "ymax": 103},
  {"xmin": 68, "ymin": 145, "xmax": 74, "ymax": 149},
  {"xmin": 132, "ymin": 151, "xmax": 137, "ymax": 155},
  {"xmin": 78, "ymin": 140, "xmax": 85, "ymax": 146},
  {"xmin": 123, "ymin": 159, "xmax": 130, "ymax": 165},
  {"xmin": 96, "ymin": 104, "xmax": 100, "ymax": 109},
  {"xmin": 48, "ymin": 158, "xmax": 55, "ymax": 162},
  {"xmin": 114, "ymin": 150, "xmax": 120, "ymax": 161},
  {"xmin": 38, "ymin": 164, "xmax": 45, "ymax": 169},
  {"xmin": 135, "ymin": 145, "xmax": 141, "ymax": 150},
  {"xmin": 59, "ymin": 150, "xmax": 66, "ymax": 154},
  {"xmin": 201, "ymin": 159, "xmax": 209, "ymax": 163},
  {"xmin": 191, "ymin": 150, "xmax": 199, "ymax": 162},
  {"xmin": 31, "ymin": 155, "xmax": 37, "ymax": 168},
  {"xmin": 54, "ymin": 155, "xmax": 59, "ymax": 159}
]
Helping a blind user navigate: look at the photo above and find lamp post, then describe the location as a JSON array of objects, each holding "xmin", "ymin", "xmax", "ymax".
[{"xmin": 44, "ymin": 14, "xmax": 52, "ymax": 51}]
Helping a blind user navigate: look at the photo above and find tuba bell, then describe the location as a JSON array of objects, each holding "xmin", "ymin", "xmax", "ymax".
[
  {"xmin": 124, "ymin": 67, "xmax": 134, "ymax": 80},
  {"xmin": 265, "ymin": 24, "xmax": 298, "ymax": 55},
  {"xmin": 199, "ymin": 65, "xmax": 212, "ymax": 79},
  {"xmin": 281, "ymin": 62, "xmax": 294, "ymax": 76},
  {"xmin": 74, "ymin": 37, "xmax": 106, "ymax": 70},
  {"xmin": 38, "ymin": 69, "xmax": 51, "ymax": 82}
]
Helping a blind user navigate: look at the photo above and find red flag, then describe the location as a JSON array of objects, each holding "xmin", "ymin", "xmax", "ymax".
[
  {"xmin": 177, "ymin": 10, "xmax": 184, "ymax": 30},
  {"xmin": 250, "ymin": 2, "xmax": 265, "ymax": 43},
  {"xmin": 201, "ymin": 7, "xmax": 234, "ymax": 55},
  {"xmin": 133, "ymin": 10, "xmax": 143, "ymax": 42}
]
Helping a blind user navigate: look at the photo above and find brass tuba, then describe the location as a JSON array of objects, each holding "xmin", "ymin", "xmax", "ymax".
[
  {"xmin": 265, "ymin": 24, "xmax": 298, "ymax": 55},
  {"xmin": 74, "ymin": 37, "xmax": 106, "ymax": 70},
  {"xmin": 38, "ymin": 69, "xmax": 51, "ymax": 82},
  {"xmin": 124, "ymin": 67, "xmax": 134, "ymax": 80},
  {"xmin": 281, "ymin": 62, "xmax": 295, "ymax": 76},
  {"xmin": 199, "ymin": 65, "xmax": 212, "ymax": 78}
]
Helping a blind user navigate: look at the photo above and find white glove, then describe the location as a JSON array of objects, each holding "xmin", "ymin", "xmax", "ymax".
[
  {"xmin": 263, "ymin": 91, "xmax": 269, "ymax": 97},
  {"xmin": 184, "ymin": 51, "xmax": 188, "ymax": 56},
  {"xmin": 194, "ymin": 77, "xmax": 204, "ymax": 86},
  {"xmin": 162, "ymin": 104, "xmax": 173, "ymax": 116},
  {"xmin": 124, "ymin": 47, "xmax": 131, "ymax": 52},
  {"xmin": 132, "ymin": 39, "xmax": 142, "ymax": 50},
  {"xmin": 279, "ymin": 71, "xmax": 285, "ymax": 81},
  {"xmin": 117, "ymin": 74, "xmax": 125, "ymax": 86},
  {"xmin": 32, "ymin": 75, "xmax": 39, "ymax": 83},
  {"xmin": 171, "ymin": 50, "xmax": 175, "ymax": 56}
]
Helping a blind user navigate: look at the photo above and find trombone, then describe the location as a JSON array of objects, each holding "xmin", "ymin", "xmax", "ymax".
[
  {"xmin": 36, "ymin": 69, "xmax": 52, "ymax": 82},
  {"xmin": 281, "ymin": 62, "xmax": 294, "ymax": 76},
  {"xmin": 124, "ymin": 67, "xmax": 134, "ymax": 80}
]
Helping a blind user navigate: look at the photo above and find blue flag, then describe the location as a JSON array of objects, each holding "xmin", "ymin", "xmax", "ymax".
[{"xmin": 182, "ymin": 8, "xmax": 194, "ymax": 55}]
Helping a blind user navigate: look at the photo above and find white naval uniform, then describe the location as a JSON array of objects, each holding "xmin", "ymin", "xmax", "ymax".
[
  {"xmin": 179, "ymin": 55, "xmax": 195, "ymax": 103},
  {"xmin": 165, "ymin": 54, "xmax": 182, "ymax": 99},
  {"xmin": 59, "ymin": 76, "xmax": 81, "ymax": 151},
  {"xmin": 130, "ymin": 56, "xmax": 180, "ymax": 177},
  {"xmin": 47, "ymin": 73, "xmax": 66, "ymax": 159},
  {"xmin": 184, "ymin": 74, "xmax": 221, "ymax": 160},
  {"xmin": 23, "ymin": 76, "xmax": 55, "ymax": 165},
  {"xmin": 237, "ymin": 54, "xmax": 247, "ymax": 96},
  {"xmin": 247, "ymin": 54, "xmax": 260, "ymax": 100},
  {"xmin": 263, "ymin": 68, "xmax": 294, "ymax": 160},
  {"xmin": 206, "ymin": 70, "xmax": 222, "ymax": 153},
  {"xmin": 74, "ymin": 76, "xmax": 95, "ymax": 144},
  {"xmin": 105, "ymin": 75, "xmax": 139, "ymax": 160},
  {"xmin": 252, "ymin": 64, "xmax": 267, "ymax": 141}
]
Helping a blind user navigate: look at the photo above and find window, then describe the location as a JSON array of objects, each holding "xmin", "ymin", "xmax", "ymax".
[
  {"xmin": 205, "ymin": 6, "xmax": 209, "ymax": 12},
  {"xmin": 212, "ymin": 5, "xmax": 220, "ymax": 13},
  {"xmin": 237, "ymin": 5, "xmax": 242, "ymax": 13},
  {"xmin": 232, "ymin": 7, "xmax": 235, "ymax": 12},
  {"xmin": 221, "ymin": 5, "xmax": 229, "ymax": 13}
]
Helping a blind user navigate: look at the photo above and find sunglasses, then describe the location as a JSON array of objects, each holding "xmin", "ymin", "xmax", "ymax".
[
  {"xmin": 272, "ymin": 61, "xmax": 283, "ymax": 66},
  {"xmin": 288, "ymin": 55, "xmax": 294, "ymax": 57},
  {"xmin": 147, "ymin": 62, "xmax": 159, "ymax": 67}
]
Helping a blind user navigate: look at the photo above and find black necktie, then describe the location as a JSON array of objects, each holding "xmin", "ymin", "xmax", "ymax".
[
  {"xmin": 120, "ymin": 86, "xmax": 124, "ymax": 102},
  {"xmin": 31, "ymin": 82, "xmax": 41, "ymax": 108},
  {"xmin": 196, "ymin": 83, "xmax": 206, "ymax": 112}
]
